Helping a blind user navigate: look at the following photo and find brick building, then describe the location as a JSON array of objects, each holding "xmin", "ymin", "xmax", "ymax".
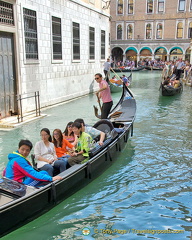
[
  {"xmin": 110, "ymin": 0, "xmax": 192, "ymax": 65},
  {"xmin": 0, "ymin": 0, "xmax": 110, "ymax": 119}
]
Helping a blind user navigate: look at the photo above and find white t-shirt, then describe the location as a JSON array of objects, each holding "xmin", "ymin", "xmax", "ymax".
[{"xmin": 34, "ymin": 140, "xmax": 57, "ymax": 168}]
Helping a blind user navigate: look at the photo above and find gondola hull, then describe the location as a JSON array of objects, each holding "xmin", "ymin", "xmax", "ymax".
[
  {"xmin": 0, "ymin": 84, "xmax": 136, "ymax": 237},
  {"xmin": 160, "ymin": 83, "xmax": 183, "ymax": 96},
  {"xmin": 111, "ymin": 67, "xmax": 144, "ymax": 72}
]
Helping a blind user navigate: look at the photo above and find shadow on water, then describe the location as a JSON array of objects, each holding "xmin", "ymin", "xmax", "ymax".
[{"xmin": 157, "ymin": 94, "xmax": 182, "ymax": 108}]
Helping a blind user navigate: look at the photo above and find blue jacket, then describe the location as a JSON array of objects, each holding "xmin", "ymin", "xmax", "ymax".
[{"xmin": 4, "ymin": 151, "xmax": 52, "ymax": 183}]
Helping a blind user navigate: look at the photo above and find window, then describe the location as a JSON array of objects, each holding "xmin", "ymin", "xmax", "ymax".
[
  {"xmin": 178, "ymin": 0, "xmax": 185, "ymax": 11},
  {"xmin": 190, "ymin": 0, "xmax": 192, "ymax": 10},
  {"xmin": 72, "ymin": 22, "xmax": 80, "ymax": 60},
  {"xmin": 89, "ymin": 27, "xmax": 95, "ymax": 60},
  {"xmin": 117, "ymin": 24, "xmax": 122, "ymax": 39},
  {"xmin": 188, "ymin": 22, "xmax": 192, "ymax": 38},
  {"xmin": 156, "ymin": 23, "xmax": 163, "ymax": 39},
  {"xmin": 127, "ymin": 24, "xmax": 133, "ymax": 39},
  {"xmin": 158, "ymin": 0, "xmax": 164, "ymax": 12},
  {"xmin": 177, "ymin": 22, "xmax": 183, "ymax": 38},
  {"xmin": 127, "ymin": 0, "xmax": 133, "ymax": 14},
  {"xmin": 146, "ymin": 23, "xmax": 152, "ymax": 39},
  {"xmin": 117, "ymin": 0, "xmax": 123, "ymax": 14},
  {"xmin": 147, "ymin": 0, "xmax": 153, "ymax": 13},
  {"xmin": 52, "ymin": 16, "xmax": 62, "ymax": 60},
  {"xmin": 0, "ymin": 1, "xmax": 14, "ymax": 25},
  {"xmin": 23, "ymin": 8, "xmax": 38, "ymax": 60},
  {"xmin": 101, "ymin": 30, "xmax": 105, "ymax": 60}
]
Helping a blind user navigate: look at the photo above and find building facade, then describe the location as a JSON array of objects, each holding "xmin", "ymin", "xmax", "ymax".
[
  {"xmin": 110, "ymin": 0, "xmax": 192, "ymax": 65},
  {"xmin": 0, "ymin": 0, "xmax": 110, "ymax": 118}
]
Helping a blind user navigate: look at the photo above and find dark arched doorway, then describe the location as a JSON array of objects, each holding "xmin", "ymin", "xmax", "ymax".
[{"xmin": 111, "ymin": 47, "xmax": 123, "ymax": 67}]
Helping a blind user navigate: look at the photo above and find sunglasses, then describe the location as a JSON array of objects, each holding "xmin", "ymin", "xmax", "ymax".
[
  {"xmin": 68, "ymin": 125, "xmax": 72, "ymax": 128},
  {"xmin": 95, "ymin": 77, "xmax": 99, "ymax": 80}
]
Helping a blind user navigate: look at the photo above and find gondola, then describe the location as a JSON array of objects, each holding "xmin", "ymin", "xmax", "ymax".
[
  {"xmin": 109, "ymin": 73, "xmax": 132, "ymax": 93},
  {"xmin": 145, "ymin": 66, "xmax": 163, "ymax": 71},
  {"xmin": 0, "ymin": 83, "xmax": 136, "ymax": 237},
  {"xmin": 159, "ymin": 82, "xmax": 183, "ymax": 96},
  {"xmin": 111, "ymin": 66, "xmax": 144, "ymax": 72}
]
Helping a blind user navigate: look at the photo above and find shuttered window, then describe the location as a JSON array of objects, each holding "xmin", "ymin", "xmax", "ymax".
[{"xmin": 23, "ymin": 8, "xmax": 38, "ymax": 59}]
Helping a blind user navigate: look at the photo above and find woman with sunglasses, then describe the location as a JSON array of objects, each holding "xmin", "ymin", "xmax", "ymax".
[
  {"xmin": 63, "ymin": 121, "xmax": 78, "ymax": 146},
  {"xmin": 34, "ymin": 128, "xmax": 66, "ymax": 176}
]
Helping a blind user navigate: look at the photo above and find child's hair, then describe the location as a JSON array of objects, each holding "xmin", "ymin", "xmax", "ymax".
[
  {"xmin": 74, "ymin": 118, "xmax": 85, "ymax": 126},
  {"xmin": 72, "ymin": 121, "xmax": 82, "ymax": 129},
  {"xmin": 18, "ymin": 139, "xmax": 33, "ymax": 150}
]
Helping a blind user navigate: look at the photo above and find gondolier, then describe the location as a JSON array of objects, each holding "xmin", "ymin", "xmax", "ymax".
[
  {"xmin": 103, "ymin": 58, "xmax": 111, "ymax": 82},
  {"xmin": 95, "ymin": 73, "xmax": 113, "ymax": 119}
]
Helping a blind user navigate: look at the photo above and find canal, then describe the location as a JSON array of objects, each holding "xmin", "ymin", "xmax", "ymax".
[{"xmin": 1, "ymin": 71, "xmax": 191, "ymax": 240}]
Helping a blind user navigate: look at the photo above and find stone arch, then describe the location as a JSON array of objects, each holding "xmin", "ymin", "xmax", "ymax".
[
  {"xmin": 139, "ymin": 47, "xmax": 153, "ymax": 59},
  {"xmin": 154, "ymin": 46, "xmax": 168, "ymax": 61},
  {"xmin": 111, "ymin": 47, "xmax": 124, "ymax": 66},
  {"xmin": 169, "ymin": 47, "xmax": 183, "ymax": 61}
]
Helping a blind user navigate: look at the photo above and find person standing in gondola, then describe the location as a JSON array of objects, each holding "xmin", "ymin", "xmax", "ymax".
[
  {"xmin": 103, "ymin": 58, "xmax": 111, "ymax": 82},
  {"xmin": 95, "ymin": 73, "xmax": 113, "ymax": 119}
]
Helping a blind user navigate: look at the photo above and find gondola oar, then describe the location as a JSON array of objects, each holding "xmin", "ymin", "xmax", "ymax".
[
  {"xmin": 110, "ymin": 68, "xmax": 123, "ymax": 83},
  {"xmin": 93, "ymin": 94, "xmax": 102, "ymax": 119}
]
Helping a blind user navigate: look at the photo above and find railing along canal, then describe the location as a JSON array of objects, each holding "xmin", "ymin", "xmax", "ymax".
[{"xmin": 17, "ymin": 91, "xmax": 41, "ymax": 123}]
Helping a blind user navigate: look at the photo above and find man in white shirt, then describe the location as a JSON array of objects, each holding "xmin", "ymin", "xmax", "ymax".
[{"xmin": 103, "ymin": 58, "xmax": 111, "ymax": 82}]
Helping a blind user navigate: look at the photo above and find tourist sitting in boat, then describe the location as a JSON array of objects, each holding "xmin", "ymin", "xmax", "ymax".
[
  {"xmin": 122, "ymin": 75, "xmax": 129, "ymax": 86},
  {"xmin": 67, "ymin": 122, "xmax": 92, "ymax": 166},
  {"xmin": 3, "ymin": 139, "xmax": 62, "ymax": 186},
  {"xmin": 110, "ymin": 76, "xmax": 122, "ymax": 86},
  {"xmin": 53, "ymin": 129, "xmax": 75, "ymax": 165},
  {"xmin": 34, "ymin": 128, "xmax": 66, "ymax": 176},
  {"xmin": 74, "ymin": 118, "xmax": 105, "ymax": 146},
  {"xmin": 173, "ymin": 78, "xmax": 181, "ymax": 88},
  {"xmin": 63, "ymin": 121, "xmax": 78, "ymax": 147},
  {"xmin": 163, "ymin": 76, "xmax": 172, "ymax": 87}
]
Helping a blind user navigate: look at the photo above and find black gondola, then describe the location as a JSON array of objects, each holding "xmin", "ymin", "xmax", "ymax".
[
  {"xmin": 0, "ymin": 83, "xmax": 136, "ymax": 237},
  {"xmin": 110, "ymin": 66, "xmax": 144, "ymax": 72},
  {"xmin": 159, "ymin": 82, "xmax": 183, "ymax": 96}
]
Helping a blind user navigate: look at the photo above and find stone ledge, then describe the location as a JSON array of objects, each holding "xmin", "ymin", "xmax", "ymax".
[{"xmin": 0, "ymin": 114, "xmax": 47, "ymax": 129}]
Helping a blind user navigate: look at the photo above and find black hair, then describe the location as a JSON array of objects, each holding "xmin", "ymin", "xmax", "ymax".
[
  {"xmin": 95, "ymin": 73, "xmax": 102, "ymax": 78},
  {"xmin": 74, "ymin": 118, "xmax": 85, "ymax": 126},
  {"xmin": 72, "ymin": 122, "xmax": 82, "ymax": 129},
  {"xmin": 63, "ymin": 121, "xmax": 74, "ymax": 136},
  {"xmin": 18, "ymin": 139, "xmax": 33, "ymax": 150},
  {"xmin": 40, "ymin": 128, "xmax": 52, "ymax": 142}
]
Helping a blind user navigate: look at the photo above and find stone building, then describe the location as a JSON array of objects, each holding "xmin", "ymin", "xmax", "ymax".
[
  {"xmin": 0, "ymin": 0, "xmax": 110, "ymax": 119},
  {"xmin": 110, "ymin": 0, "xmax": 192, "ymax": 65}
]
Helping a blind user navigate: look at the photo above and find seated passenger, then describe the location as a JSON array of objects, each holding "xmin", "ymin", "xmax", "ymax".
[
  {"xmin": 74, "ymin": 118, "xmax": 105, "ymax": 146},
  {"xmin": 3, "ymin": 139, "xmax": 62, "ymax": 186},
  {"xmin": 67, "ymin": 122, "xmax": 92, "ymax": 166},
  {"xmin": 63, "ymin": 121, "xmax": 78, "ymax": 146},
  {"xmin": 34, "ymin": 128, "xmax": 66, "ymax": 176},
  {"xmin": 122, "ymin": 74, "xmax": 129, "ymax": 85},
  {"xmin": 173, "ymin": 78, "xmax": 180, "ymax": 88},
  {"xmin": 53, "ymin": 128, "xmax": 75, "ymax": 164}
]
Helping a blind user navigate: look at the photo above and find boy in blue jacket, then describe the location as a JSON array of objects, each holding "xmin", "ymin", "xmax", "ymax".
[{"xmin": 3, "ymin": 139, "xmax": 62, "ymax": 186}]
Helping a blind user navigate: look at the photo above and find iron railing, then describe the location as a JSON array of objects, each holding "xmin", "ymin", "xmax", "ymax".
[{"xmin": 17, "ymin": 91, "xmax": 40, "ymax": 123}]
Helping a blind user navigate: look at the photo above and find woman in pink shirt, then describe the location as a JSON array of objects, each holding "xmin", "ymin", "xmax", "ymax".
[{"xmin": 95, "ymin": 73, "xmax": 113, "ymax": 119}]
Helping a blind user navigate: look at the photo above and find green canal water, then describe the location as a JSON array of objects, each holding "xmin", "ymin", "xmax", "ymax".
[{"xmin": 0, "ymin": 71, "xmax": 191, "ymax": 240}]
